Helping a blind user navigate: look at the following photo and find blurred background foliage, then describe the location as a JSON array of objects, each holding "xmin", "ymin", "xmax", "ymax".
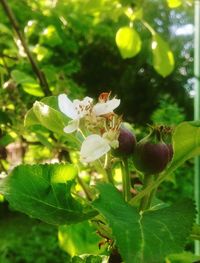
[{"xmin": 0, "ymin": 0, "xmax": 195, "ymax": 262}]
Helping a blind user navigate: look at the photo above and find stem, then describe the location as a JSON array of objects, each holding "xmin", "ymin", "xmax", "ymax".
[
  {"xmin": 0, "ymin": 0, "xmax": 50, "ymax": 96},
  {"xmin": 139, "ymin": 174, "xmax": 154, "ymax": 211},
  {"xmin": 147, "ymin": 174, "xmax": 159, "ymax": 208},
  {"xmin": 106, "ymin": 166, "xmax": 114, "ymax": 184},
  {"xmin": 141, "ymin": 20, "xmax": 156, "ymax": 36},
  {"xmin": 121, "ymin": 158, "xmax": 131, "ymax": 202},
  {"xmin": 77, "ymin": 175, "xmax": 93, "ymax": 201}
]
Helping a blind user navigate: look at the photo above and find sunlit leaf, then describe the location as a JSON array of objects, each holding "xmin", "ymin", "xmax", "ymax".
[
  {"xmin": 59, "ymin": 221, "xmax": 101, "ymax": 256},
  {"xmin": 0, "ymin": 164, "xmax": 97, "ymax": 225},
  {"xmin": 93, "ymin": 183, "xmax": 195, "ymax": 263},
  {"xmin": 22, "ymin": 82, "xmax": 44, "ymax": 97},
  {"xmin": 25, "ymin": 96, "xmax": 81, "ymax": 148},
  {"xmin": 151, "ymin": 34, "xmax": 174, "ymax": 77},
  {"xmin": 11, "ymin": 70, "xmax": 44, "ymax": 96},
  {"xmin": 166, "ymin": 252, "xmax": 200, "ymax": 263},
  {"xmin": 116, "ymin": 27, "xmax": 141, "ymax": 59},
  {"xmin": 167, "ymin": 0, "xmax": 182, "ymax": 8}
]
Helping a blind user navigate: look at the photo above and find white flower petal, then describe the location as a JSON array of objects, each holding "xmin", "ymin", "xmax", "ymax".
[
  {"xmin": 58, "ymin": 94, "xmax": 78, "ymax": 119},
  {"xmin": 93, "ymin": 98, "xmax": 120, "ymax": 116},
  {"xmin": 80, "ymin": 135, "xmax": 111, "ymax": 163},
  {"xmin": 82, "ymin": 96, "xmax": 93, "ymax": 105},
  {"xmin": 63, "ymin": 119, "xmax": 79, "ymax": 133}
]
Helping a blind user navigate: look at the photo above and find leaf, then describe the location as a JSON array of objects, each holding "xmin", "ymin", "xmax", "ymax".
[
  {"xmin": 59, "ymin": 221, "xmax": 101, "ymax": 256},
  {"xmin": 170, "ymin": 121, "xmax": 200, "ymax": 171},
  {"xmin": 116, "ymin": 27, "xmax": 141, "ymax": 59},
  {"xmin": 0, "ymin": 164, "xmax": 97, "ymax": 225},
  {"xmin": 11, "ymin": 70, "xmax": 33, "ymax": 84},
  {"xmin": 25, "ymin": 96, "xmax": 80, "ymax": 148},
  {"xmin": 166, "ymin": 252, "xmax": 200, "ymax": 263},
  {"xmin": 11, "ymin": 70, "xmax": 44, "ymax": 96},
  {"xmin": 151, "ymin": 34, "xmax": 174, "ymax": 77},
  {"xmin": 24, "ymin": 96, "xmax": 80, "ymax": 148},
  {"xmin": 167, "ymin": 0, "xmax": 182, "ymax": 8},
  {"xmin": 93, "ymin": 183, "xmax": 195, "ymax": 263},
  {"xmin": 22, "ymin": 82, "xmax": 44, "ymax": 97},
  {"xmin": 33, "ymin": 101, "xmax": 68, "ymax": 134}
]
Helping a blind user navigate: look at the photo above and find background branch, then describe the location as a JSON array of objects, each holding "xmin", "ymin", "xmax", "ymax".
[{"xmin": 0, "ymin": 0, "xmax": 51, "ymax": 96}]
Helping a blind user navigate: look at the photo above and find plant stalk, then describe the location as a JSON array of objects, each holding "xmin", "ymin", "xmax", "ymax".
[
  {"xmin": 139, "ymin": 174, "xmax": 154, "ymax": 211},
  {"xmin": 121, "ymin": 158, "xmax": 131, "ymax": 202}
]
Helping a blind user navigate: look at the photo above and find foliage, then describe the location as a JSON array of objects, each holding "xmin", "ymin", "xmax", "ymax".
[
  {"xmin": 0, "ymin": 210, "xmax": 70, "ymax": 263},
  {"xmin": 0, "ymin": 0, "xmax": 197, "ymax": 262}
]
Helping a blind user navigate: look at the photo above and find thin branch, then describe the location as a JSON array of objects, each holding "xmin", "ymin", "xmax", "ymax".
[{"xmin": 0, "ymin": 0, "xmax": 51, "ymax": 96}]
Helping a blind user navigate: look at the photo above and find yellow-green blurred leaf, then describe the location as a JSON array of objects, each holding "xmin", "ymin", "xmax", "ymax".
[
  {"xmin": 22, "ymin": 82, "xmax": 44, "ymax": 97},
  {"xmin": 151, "ymin": 34, "xmax": 175, "ymax": 77},
  {"xmin": 167, "ymin": 0, "xmax": 182, "ymax": 8},
  {"xmin": 116, "ymin": 26, "xmax": 141, "ymax": 59}
]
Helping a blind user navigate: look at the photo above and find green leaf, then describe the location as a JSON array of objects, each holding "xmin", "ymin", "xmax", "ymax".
[
  {"xmin": 32, "ymin": 101, "xmax": 68, "ymax": 134},
  {"xmin": 11, "ymin": 70, "xmax": 36, "ymax": 84},
  {"xmin": 11, "ymin": 70, "xmax": 44, "ymax": 96},
  {"xmin": 170, "ymin": 121, "xmax": 200, "ymax": 170},
  {"xmin": 0, "ymin": 164, "xmax": 97, "ymax": 225},
  {"xmin": 25, "ymin": 96, "xmax": 81, "ymax": 148},
  {"xmin": 22, "ymin": 82, "xmax": 44, "ymax": 97},
  {"xmin": 151, "ymin": 34, "xmax": 174, "ymax": 77},
  {"xmin": 166, "ymin": 252, "xmax": 200, "ymax": 263},
  {"xmin": 59, "ymin": 221, "xmax": 101, "ymax": 256},
  {"xmin": 116, "ymin": 27, "xmax": 141, "ymax": 59},
  {"xmin": 93, "ymin": 183, "xmax": 195, "ymax": 263},
  {"xmin": 167, "ymin": 0, "xmax": 182, "ymax": 8}
]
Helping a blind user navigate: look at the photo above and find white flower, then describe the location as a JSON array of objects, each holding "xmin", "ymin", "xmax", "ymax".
[
  {"xmin": 93, "ymin": 97, "xmax": 120, "ymax": 116},
  {"xmin": 80, "ymin": 134, "xmax": 110, "ymax": 163},
  {"xmin": 58, "ymin": 94, "xmax": 93, "ymax": 133}
]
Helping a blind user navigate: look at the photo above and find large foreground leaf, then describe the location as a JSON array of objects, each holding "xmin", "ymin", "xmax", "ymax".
[
  {"xmin": 93, "ymin": 184, "xmax": 195, "ymax": 263},
  {"xmin": 0, "ymin": 164, "xmax": 97, "ymax": 225}
]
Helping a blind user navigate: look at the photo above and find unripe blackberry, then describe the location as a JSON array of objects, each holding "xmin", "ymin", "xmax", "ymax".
[
  {"xmin": 133, "ymin": 127, "xmax": 172, "ymax": 175},
  {"xmin": 117, "ymin": 127, "xmax": 137, "ymax": 156}
]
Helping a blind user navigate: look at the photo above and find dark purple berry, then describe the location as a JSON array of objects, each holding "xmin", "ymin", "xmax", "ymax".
[
  {"xmin": 133, "ymin": 127, "xmax": 172, "ymax": 175},
  {"xmin": 109, "ymin": 249, "xmax": 122, "ymax": 263},
  {"xmin": 117, "ymin": 127, "xmax": 137, "ymax": 156}
]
